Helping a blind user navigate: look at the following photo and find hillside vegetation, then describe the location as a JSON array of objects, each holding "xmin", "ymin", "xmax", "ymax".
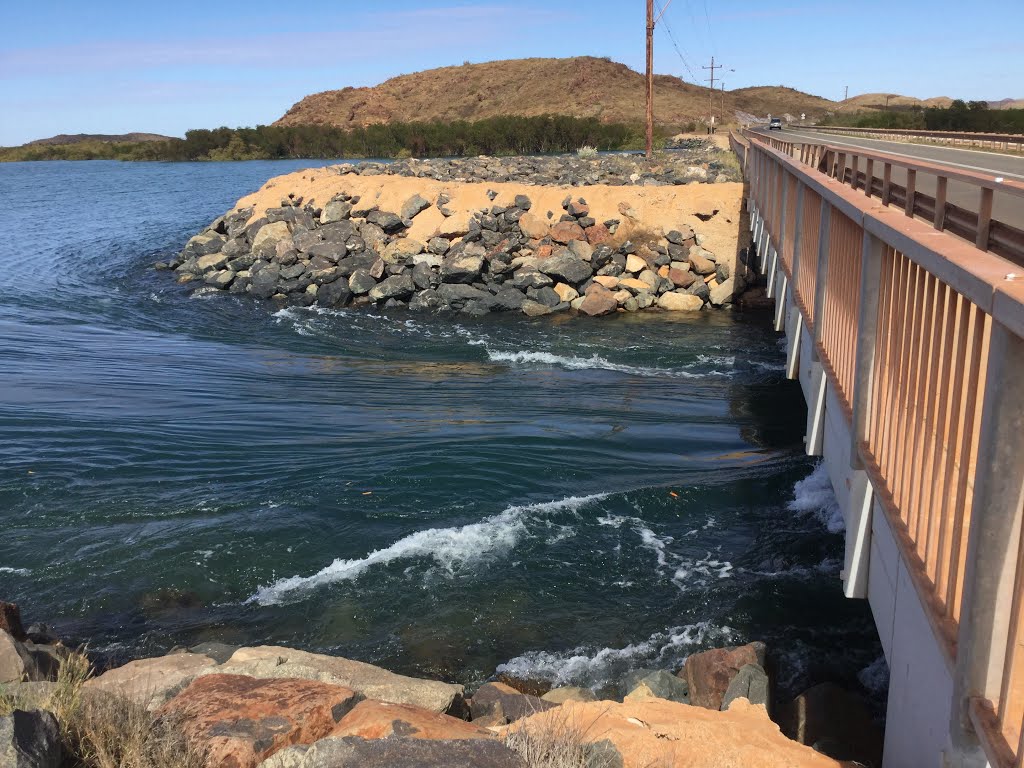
[
  {"xmin": 26, "ymin": 132, "xmax": 173, "ymax": 145},
  {"xmin": 275, "ymin": 56, "xmax": 838, "ymax": 129}
]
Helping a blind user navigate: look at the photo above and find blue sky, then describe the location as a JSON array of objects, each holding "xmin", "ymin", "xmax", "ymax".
[{"xmin": 1, "ymin": 0, "xmax": 1021, "ymax": 145}]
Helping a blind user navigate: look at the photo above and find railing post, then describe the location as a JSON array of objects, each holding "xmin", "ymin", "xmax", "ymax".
[
  {"xmin": 950, "ymin": 321, "xmax": 1024, "ymax": 761},
  {"xmin": 785, "ymin": 184, "xmax": 806, "ymax": 380},
  {"xmin": 850, "ymin": 231, "xmax": 885, "ymax": 471}
]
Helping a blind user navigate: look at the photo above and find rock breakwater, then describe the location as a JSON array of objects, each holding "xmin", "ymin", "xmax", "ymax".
[
  {"xmin": 164, "ymin": 173, "xmax": 750, "ymax": 317},
  {"xmin": 1, "ymin": 601, "xmax": 879, "ymax": 768}
]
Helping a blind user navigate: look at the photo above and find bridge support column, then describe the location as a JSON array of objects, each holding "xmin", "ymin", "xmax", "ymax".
[
  {"xmin": 773, "ymin": 274, "xmax": 789, "ymax": 332},
  {"xmin": 949, "ymin": 320, "xmax": 1024, "ymax": 765},
  {"xmin": 785, "ymin": 308, "xmax": 803, "ymax": 380},
  {"xmin": 766, "ymin": 246, "xmax": 779, "ymax": 298}
]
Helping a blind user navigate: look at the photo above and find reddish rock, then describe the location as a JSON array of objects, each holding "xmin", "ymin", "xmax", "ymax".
[
  {"xmin": 566, "ymin": 200, "xmax": 590, "ymax": 217},
  {"xmin": 0, "ymin": 602, "xmax": 26, "ymax": 642},
  {"xmin": 585, "ymin": 224, "xmax": 612, "ymax": 246},
  {"xmin": 683, "ymin": 642, "xmax": 767, "ymax": 711},
  {"xmin": 517, "ymin": 212, "xmax": 549, "ymax": 240},
  {"xmin": 578, "ymin": 284, "xmax": 618, "ymax": 317},
  {"xmin": 330, "ymin": 700, "xmax": 495, "ymax": 741},
  {"xmin": 669, "ymin": 268, "xmax": 696, "ymax": 288},
  {"xmin": 470, "ymin": 682, "xmax": 556, "ymax": 725},
  {"xmin": 160, "ymin": 673, "xmax": 360, "ymax": 768},
  {"xmin": 549, "ymin": 221, "xmax": 585, "ymax": 244},
  {"xmin": 534, "ymin": 244, "xmax": 553, "ymax": 260}
]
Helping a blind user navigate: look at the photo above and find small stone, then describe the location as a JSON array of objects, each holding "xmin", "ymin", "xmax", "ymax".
[
  {"xmin": 625, "ymin": 254, "xmax": 647, "ymax": 274},
  {"xmin": 658, "ymin": 293, "xmax": 704, "ymax": 311},
  {"xmin": 521, "ymin": 300, "xmax": 552, "ymax": 317},
  {"xmin": 400, "ymin": 194, "xmax": 431, "ymax": 221},
  {"xmin": 553, "ymin": 283, "xmax": 579, "ymax": 303}
]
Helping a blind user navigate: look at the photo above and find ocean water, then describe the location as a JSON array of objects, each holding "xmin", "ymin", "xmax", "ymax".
[{"xmin": 0, "ymin": 159, "xmax": 882, "ymax": 702}]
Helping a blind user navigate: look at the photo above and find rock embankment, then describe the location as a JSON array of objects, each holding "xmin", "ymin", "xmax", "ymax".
[
  {"xmin": 164, "ymin": 182, "xmax": 748, "ymax": 317},
  {"xmin": 1, "ymin": 601, "xmax": 883, "ymax": 768},
  {"xmin": 326, "ymin": 145, "xmax": 739, "ymax": 187}
]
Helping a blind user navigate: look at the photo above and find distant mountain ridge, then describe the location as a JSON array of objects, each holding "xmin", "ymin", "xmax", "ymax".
[
  {"xmin": 274, "ymin": 56, "xmax": 839, "ymax": 129},
  {"xmin": 26, "ymin": 133, "xmax": 174, "ymax": 146}
]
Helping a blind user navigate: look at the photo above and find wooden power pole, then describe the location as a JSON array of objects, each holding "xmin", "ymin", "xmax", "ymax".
[{"xmin": 646, "ymin": 0, "xmax": 655, "ymax": 159}]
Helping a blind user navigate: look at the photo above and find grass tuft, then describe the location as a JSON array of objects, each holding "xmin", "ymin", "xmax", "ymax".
[{"xmin": 503, "ymin": 707, "xmax": 618, "ymax": 768}]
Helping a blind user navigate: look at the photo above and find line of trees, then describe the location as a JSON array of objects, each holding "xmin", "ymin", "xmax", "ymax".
[
  {"xmin": 821, "ymin": 101, "xmax": 1024, "ymax": 134},
  {"xmin": 1, "ymin": 116, "xmax": 665, "ymax": 162}
]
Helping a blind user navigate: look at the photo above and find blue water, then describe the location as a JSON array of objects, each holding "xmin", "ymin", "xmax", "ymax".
[{"xmin": 0, "ymin": 159, "xmax": 881, "ymax": 700}]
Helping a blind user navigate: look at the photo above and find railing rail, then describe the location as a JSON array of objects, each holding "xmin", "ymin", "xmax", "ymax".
[
  {"xmin": 793, "ymin": 125, "xmax": 1024, "ymax": 154},
  {"xmin": 743, "ymin": 130, "xmax": 1024, "ymax": 264},
  {"xmin": 737, "ymin": 132, "xmax": 1024, "ymax": 768}
]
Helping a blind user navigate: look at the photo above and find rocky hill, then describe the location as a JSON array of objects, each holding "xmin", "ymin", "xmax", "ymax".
[
  {"xmin": 26, "ymin": 132, "xmax": 174, "ymax": 146},
  {"xmin": 274, "ymin": 56, "xmax": 838, "ymax": 129},
  {"xmin": 840, "ymin": 93, "xmax": 954, "ymax": 110}
]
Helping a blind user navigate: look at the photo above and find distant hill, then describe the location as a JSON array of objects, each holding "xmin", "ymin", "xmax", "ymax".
[
  {"xmin": 274, "ymin": 56, "xmax": 838, "ymax": 129},
  {"xmin": 26, "ymin": 132, "xmax": 174, "ymax": 146},
  {"xmin": 842, "ymin": 93, "xmax": 954, "ymax": 110},
  {"xmin": 989, "ymin": 98, "xmax": 1024, "ymax": 110}
]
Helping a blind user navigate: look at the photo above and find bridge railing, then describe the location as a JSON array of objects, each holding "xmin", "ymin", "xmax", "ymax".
[
  {"xmin": 743, "ymin": 129, "xmax": 1024, "ymax": 264},
  {"xmin": 792, "ymin": 125, "xmax": 1024, "ymax": 154},
  {"xmin": 737, "ymin": 131, "xmax": 1024, "ymax": 768}
]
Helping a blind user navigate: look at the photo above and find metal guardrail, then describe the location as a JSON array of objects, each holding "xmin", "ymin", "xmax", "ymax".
[
  {"xmin": 734, "ymin": 129, "xmax": 1024, "ymax": 768},
  {"xmin": 741, "ymin": 130, "xmax": 1024, "ymax": 264},
  {"xmin": 794, "ymin": 125, "xmax": 1024, "ymax": 154}
]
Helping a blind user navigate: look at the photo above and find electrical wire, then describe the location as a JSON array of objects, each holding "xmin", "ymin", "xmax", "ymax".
[{"xmin": 655, "ymin": 0, "xmax": 699, "ymax": 82}]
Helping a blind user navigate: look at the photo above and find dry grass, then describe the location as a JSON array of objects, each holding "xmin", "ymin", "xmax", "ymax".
[
  {"xmin": 503, "ymin": 708, "xmax": 619, "ymax": 768},
  {"xmin": 1, "ymin": 648, "xmax": 204, "ymax": 768}
]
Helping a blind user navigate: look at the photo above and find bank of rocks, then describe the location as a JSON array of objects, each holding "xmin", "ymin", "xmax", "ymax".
[
  {"xmin": 326, "ymin": 145, "xmax": 739, "ymax": 187},
  {"xmin": 163, "ymin": 190, "xmax": 745, "ymax": 317},
  {"xmin": 1, "ymin": 601, "xmax": 882, "ymax": 768}
]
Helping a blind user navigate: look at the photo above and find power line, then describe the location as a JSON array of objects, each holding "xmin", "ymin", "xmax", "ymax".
[
  {"xmin": 655, "ymin": 1, "xmax": 699, "ymax": 81},
  {"xmin": 701, "ymin": 0, "xmax": 717, "ymax": 56}
]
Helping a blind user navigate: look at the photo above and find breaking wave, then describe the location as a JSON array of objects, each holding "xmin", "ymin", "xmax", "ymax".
[
  {"xmin": 789, "ymin": 462, "xmax": 844, "ymax": 533},
  {"xmin": 252, "ymin": 493, "xmax": 607, "ymax": 605}
]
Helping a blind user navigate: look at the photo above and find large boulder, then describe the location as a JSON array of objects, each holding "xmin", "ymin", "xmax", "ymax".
[
  {"xmin": 537, "ymin": 253, "xmax": 591, "ymax": 285},
  {"xmin": 364, "ymin": 211, "xmax": 404, "ymax": 234},
  {"xmin": 368, "ymin": 274, "xmax": 415, "ymax": 302},
  {"xmin": 84, "ymin": 652, "xmax": 217, "ymax": 711},
  {"xmin": 721, "ymin": 664, "xmax": 769, "ymax": 711},
  {"xmin": 688, "ymin": 247, "xmax": 717, "ymax": 276},
  {"xmin": 501, "ymin": 698, "xmax": 841, "ymax": 768},
  {"xmin": 319, "ymin": 199, "xmax": 352, "ymax": 224},
  {"xmin": 400, "ymin": 194, "xmax": 431, "ymax": 221},
  {"xmin": 709, "ymin": 277, "xmax": 736, "ymax": 307},
  {"xmin": 252, "ymin": 221, "xmax": 292, "ymax": 257},
  {"xmin": 440, "ymin": 254, "xmax": 484, "ymax": 284},
  {"xmin": 469, "ymin": 682, "xmax": 556, "ymax": 725},
  {"xmin": 517, "ymin": 212, "xmax": 549, "ymax": 240},
  {"xmin": 205, "ymin": 646, "xmax": 465, "ymax": 715},
  {"xmin": 347, "ymin": 269, "xmax": 377, "ymax": 295},
  {"xmin": 329, "ymin": 700, "xmax": 494, "ymax": 741},
  {"xmin": 622, "ymin": 670, "xmax": 690, "ymax": 704},
  {"xmin": 578, "ymin": 284, "xmax": 618, "ymax": 317},
  {"xmin": 435, "ymin": 213, "xmax": 471, "ymax": 239},
  {"xmin": 249, "ymin": 263, "xmax": 281, "ymax": 299},
  {"xmin": 0, "ymin": 709, "xmax": 62, "ymax": 768},
  {"xmin": 683, "ymin": 642, "xmax": 767, "ymax": 711},
  {"xmin": 183, "ymin": 231, "xmax": 226, "ymax": 258},
  {"xmin": 549, "ymin": 221, "xmax": 585, "ymax": 244},
  {"xmin": 657, "ymin": 292, "xmax": 704, "ymax": 312},
  {"xmin": 257, "ymin": 737, "xmax": 526, "ymax": 768},
  {"xmin": 160, "ymin": 674, "xmax": 361, "ymax": 768},
  {"xmin": 540, "ymin": 686, "xmax": 596, "ymax": 704},
  {"xmin": 1, "ymin": 631, "xmax": 33, "ymax": 684},
  {"xmin": 381, "ymin": 239, "xmax": 424, "ymax": 264},
  {"xmin": 317, "ymin": 278, "xmax": 352, "ymax": 309}
]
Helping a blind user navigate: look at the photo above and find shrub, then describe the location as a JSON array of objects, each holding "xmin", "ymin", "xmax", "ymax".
[{"xmin": 576, "ymin": 145, "xmax": 598, "ymax": 158}]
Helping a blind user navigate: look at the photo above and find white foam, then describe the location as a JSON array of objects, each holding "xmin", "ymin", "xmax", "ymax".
[
  {"xmin": 484, "ymin": 348, "xmax": 715, "ymax": 379},
  {"xmin": 252, "ymin": 493, "xmax": 607, "ymax": 605},
  {"xmin": 496, "ymin": 621, "xmax": 735, "ymax": 690},
  {"xmin": 788, "ymin": 462, "xmax": 844, "ymax": 533},
  {"xmin": 0, "ymin": 567, "xmax": 29, "ymax": 576}
]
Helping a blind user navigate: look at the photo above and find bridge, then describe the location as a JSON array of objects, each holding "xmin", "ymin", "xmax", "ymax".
[{"xmin": 731, "ymin": 127, "xmax": 1024, "ymax": 768}]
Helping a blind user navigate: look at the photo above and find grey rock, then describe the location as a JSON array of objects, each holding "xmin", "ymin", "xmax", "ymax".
[
  {"xmin": 0, "ymin": 709, "xmax": 62, "ymax": 768},
  {"xmin": 440, "ymin": 254, "xmax": 484, "ymax": 284},
  {"xmin": 514, "ymin": 194, "xmax": 532, "ymax": 210},
  {"xmin": 369, "ymin": 274, "xmax": 415, "ymax": 302},
  {"xmin": 438, "ymin": 284, "xmax": 491, "ymax": 307},
  {"xmin": 249, "ymin": 263, "xmax": 281, "ymax": 299},
  {"xmin": 400, "ymin": 194, "xmax": 431, "ymax": 221},
  {"xmin": 318, "ymin": 278, "xmax": 353, "ymax": 309},
  {"xmin": 491, "ymin": 288, "xmax": 527, "ymax": 311},
  {"xmin": 204, "ymin": 270, "xmax": 235, "ymax": 289},
  {"xmin": 409, "ymin": 289, "xmax": 446, "ymax": 312},
  {"xmin": 521, "ymin": 300, "xmax": 552, "ymax": 317},
  {"xmin": 721, "ymin": 664, "xmax": 769, "ymax": 710},
  {"xmin": 538, "ymin": 253, "xmax": 592, "ymax": 285},
  {"xmin": 470, "ymin": 682, "xmax": 557, "ymax": 724},
  {"xmin": 348, "ymin": 269, "xmax": 377, "ymax": 295},
  {"xmin": 365, "ymin": 210, "xmax": 404, "ymax": 234},
  {"xmin": 527, "ymin": 286, "xmax": 561, "ymax": 308},
  {"xmin": 320, "ymin": 199, "xmax": 352, "ymax": 224},
  {"xmin": 427, "ymin": 237, "xmax": 451, "ymax": 255},
  {"xmin": 509, "ymin": 270, "xmax": 554, "ymax": 290},
  {"xmin": 685, "ymin": 280, "xmax": 711, "ymax": 302},
  {"xmin": 623, "ymin": 669, "xmax": 690, "ymax": 705},
  {"xmin": 304, "ymin": 241, "xmax": 347, "ymax": 263}
]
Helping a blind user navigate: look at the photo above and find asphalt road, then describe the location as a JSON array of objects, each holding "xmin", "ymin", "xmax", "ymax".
[{"xmin": 749, "ymin": 127, "xmax": 1024, "ymax": 228}]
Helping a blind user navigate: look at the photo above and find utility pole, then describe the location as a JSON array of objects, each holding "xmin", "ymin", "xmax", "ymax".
[
  {"xmin": 704, "ymin": 56, "xmax": 723, "ymax": 133},
  {"xmin": 646, "ymin": 0, "xmax": 654, "ymax": 158},
  {"xmin": 844, "ymin": 85, "xmax": 849, "ymax": 102},
  {"xmin": 720, "ymin": 82, "xmax": 726, "ymax": 125}
]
